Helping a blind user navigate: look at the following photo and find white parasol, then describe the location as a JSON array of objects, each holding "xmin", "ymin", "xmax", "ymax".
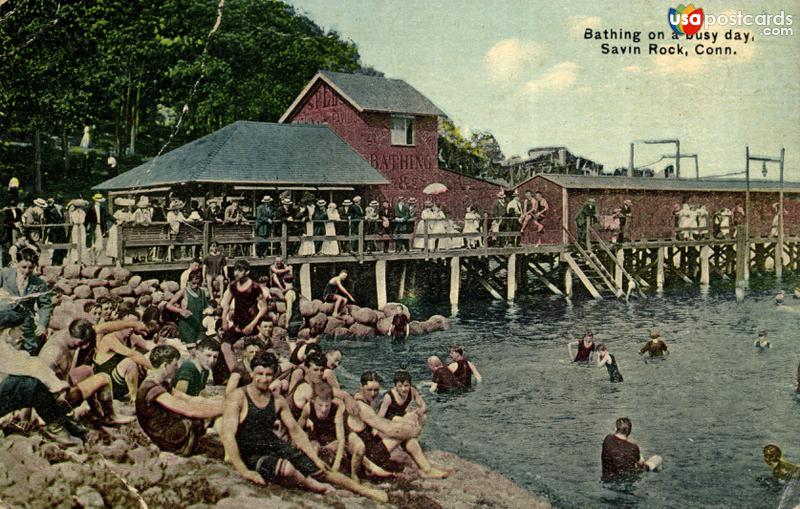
[{"xmin": 422, "ymin": 183, "xmax": 448, "ymax": 195}]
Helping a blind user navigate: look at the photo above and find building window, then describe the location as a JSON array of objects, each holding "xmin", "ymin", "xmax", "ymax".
[{"xmin": 391, "ymin": 116, "xmax": 414, "ymax": 146}]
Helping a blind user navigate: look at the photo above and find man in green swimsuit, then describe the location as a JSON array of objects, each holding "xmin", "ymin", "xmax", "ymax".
[
  {"xmin": 165, "ymin": 272, "xmax": 208, "ymax": 346},
  {"xmin": 174, "ymin": 338, "xmax": 220, "ymax": 396}
]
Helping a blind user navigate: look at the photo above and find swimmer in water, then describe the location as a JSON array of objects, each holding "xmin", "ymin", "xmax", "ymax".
[
  {"xmin": 763, "ymin": 444, "xmax": 800, "ymax": 480},
  {"xmin": 639, "ymin": 330, "xmax": 669, "ymax": 359},
  {"xmin": 568, "ymin": 331, "xmax": 596, "ymax": 362},
  {"xmin": 753, "ymin": 331, "xmax": 771, "ymax": 352},
  {"xmin": 596, "ymin": 344, "xmax": 624, "ymax": 383}
]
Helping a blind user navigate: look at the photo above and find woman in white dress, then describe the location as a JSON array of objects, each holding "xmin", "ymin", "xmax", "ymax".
[
  {"xmin": 463, "ymin": 205, "xmax": 481, "ymax": 248},
  {"xmin": 297, "ymin": 203, "xmax": 316, "ymax": 256},
  {"xmin": 67, "ymin": 199, "xmax": 88, "ymax": 264},
  {"xmin": 430, "ymin": 204, "xmax": 447, "ymax": 251},
  {"xmin": 107, "ymin": 198, "xmax": 134, "ymax": 263},
  {"xmin": 131, "ymin": 196, "xmax": 153, "ymax": 262},
  {"xmin": 321, "ymin": 202, "xmax": 340, "ymax": 256},
  {"xmin": 413, "ymin": 201, "xmax": 435, "ymax": 250}
]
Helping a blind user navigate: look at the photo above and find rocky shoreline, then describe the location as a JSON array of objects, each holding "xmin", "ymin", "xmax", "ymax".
[{"xmin": 0, "ymin": 421, "xmax": 551, "ymax": 509}]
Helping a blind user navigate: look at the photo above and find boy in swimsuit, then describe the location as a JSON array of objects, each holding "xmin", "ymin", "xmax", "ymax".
[
  {"xmin": 378, "ymin": 369, "xmax": 426, "ymax": 421},
  {"xmin": 640, "ymin": 330, "xmax": 669, "ymax": 358},
  {"xmin": 448, "ymin": 346, "xmax": 482, "ymax": 386},
  {"xmin": 347, "ymin": 370, "xmax": 448, "ymax": 481},
  {"xmin": 753, "ymin": 331, "xmax": 771, "ymax": 351}
]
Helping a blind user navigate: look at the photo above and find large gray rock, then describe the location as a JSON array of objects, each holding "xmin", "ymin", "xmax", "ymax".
[
  {"xmin": 376, "ymin": 316, "xmax": 393, "ymax": 336},
  {"xmin": 63, "ymin": 265, "xmax": 82, "ymax": 279},
  {"xmin": 352, "ymin": 307, "xmax": 378, "ymax": 325},
  {"xmin": 74, "ymin": 486, "xmax": 105, "ymax": 508},
  {"xmin": 324, "ymin": 316, "xmax": 345, "ymax": 334},
  {"xmin": 349, "ymin": 323, "xmax": 376, "ymax": 337},
  {"xmin": 80, "ymin": 266, "xmax": 101, "ymax": 279},
  {"xmin": 160, "ymin": 280, "xmax": 179, "ymax": 293},
  {"xmin": 110, "ymin": 285, "xmax": 134, "ymax": 297},
  {"xmin": 111, "ymin": 267, "xmax": 132, "ymax": 281},
  {"xmin": 73, "ymin": 285, "xmax": 92, "ymax": 300}
]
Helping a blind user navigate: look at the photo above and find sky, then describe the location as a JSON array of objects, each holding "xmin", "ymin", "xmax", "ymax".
[{"xmin": 287, "ymin": 0, "xmax": 800, "ymax": 180}]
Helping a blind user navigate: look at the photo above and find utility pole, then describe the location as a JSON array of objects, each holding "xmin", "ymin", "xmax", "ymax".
[
  {"xmin": 631, "ymin": 139, "xmax": 683, "ymax": 178},
  {"xmin": 662, "ymin": 153, "xmax": 699, "ymax": 179},
  {"xmin": 745, "ymin": 147, "xmax": 785, "ymax": 277}
]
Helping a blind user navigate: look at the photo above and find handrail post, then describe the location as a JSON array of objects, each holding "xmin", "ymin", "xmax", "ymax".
[
  {"xmin": 423, "ymin": 220, "xmax": 429, "ymax": 260},
  {"xmin": 250, "ymin": 224, "xmax": 256, "ymax": 257},
  {"xmin": 202, "ymin": 221, "xmax": 210, "ymax": 257},
  {"xmin": 281, "ymin": 223, "xmax": 288, "ymax": 260},
  {"xmin": 117, "ymin": 223, "xmax": 125, "ymax": 266},
  {"xmin": 482, "ymin": 214, "xmax": 489, "ymax": 257},
  {"xmin": 358, "ymin": 220, "xmax": 364, "ymax": 263}
]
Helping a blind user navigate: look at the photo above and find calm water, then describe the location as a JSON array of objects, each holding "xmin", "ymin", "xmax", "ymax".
[{"xmin": 324, "ymin": 276, "xmax": 800, "ymax": 509}]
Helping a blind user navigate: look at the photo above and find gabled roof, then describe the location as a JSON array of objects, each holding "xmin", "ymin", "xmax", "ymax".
[
  {"xmin": 519, "ymin": 174, "xmax": 800, "ymax": 193},
  {"xmin": 280, "ymin": 70, "xmax": 446, "ymax": 122},
  {"xmin": 93, "ymin": 121, "xmax": 389, "ymax": 191}
]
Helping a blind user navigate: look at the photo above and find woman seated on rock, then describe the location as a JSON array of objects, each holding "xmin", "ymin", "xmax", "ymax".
[{"xmin": 322, "ymin": 270, "xmax": 356, "ymax": 318}]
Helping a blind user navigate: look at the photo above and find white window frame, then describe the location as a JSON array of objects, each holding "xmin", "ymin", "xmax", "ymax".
[{"xmin": 390, "ymin": 115, "xmax": 415, "ymax": 146}]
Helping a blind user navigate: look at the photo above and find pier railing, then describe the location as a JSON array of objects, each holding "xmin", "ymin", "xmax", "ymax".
[{"xmin": 116, "ymin": 217, "xmax": 524, "ymax": 263}]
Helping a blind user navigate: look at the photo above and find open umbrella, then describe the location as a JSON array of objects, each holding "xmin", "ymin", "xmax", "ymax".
[{"xmin": 422, "ymin": 182, "xmax": 448, "ymax": 195}]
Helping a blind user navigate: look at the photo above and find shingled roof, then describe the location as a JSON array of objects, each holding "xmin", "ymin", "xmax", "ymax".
[
  {"xmin": 523, "ymin": 174, "xmax": 800, "ymax": 193},
  {"xmin": 93, "ymin": 121, "xmax": 389, "ymax": 191},
  {"xmin": 280, "ymin": 70, "xmax": 446, "ymax": 122}
]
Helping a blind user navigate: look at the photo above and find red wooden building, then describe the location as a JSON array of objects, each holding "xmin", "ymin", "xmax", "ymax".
[
  {"xmin": 514, "ymin": 174, "xmax": 800, "ymax": 245},
  {"xmin": 280, "ymin": 71, "xmax": 501, "ymax": 217}
]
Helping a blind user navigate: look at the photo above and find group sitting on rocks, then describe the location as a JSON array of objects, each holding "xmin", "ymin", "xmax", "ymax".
[{"xmin": 0, "ymin": 249, "xmax": 457, "ymax": 502}]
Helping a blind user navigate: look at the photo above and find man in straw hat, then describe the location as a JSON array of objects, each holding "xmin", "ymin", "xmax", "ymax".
[
  {"xmin": 166, "ymin": 199, "xmax": 189, "ymax": 260},
  {"xmin": 22, "ymin": 198, "xmax": 47, "ymax": 243},
  {"xmin": 349, "ymin": 196, "xmax": 364, "ymax": 253},
  {"xmin": 393, "ymin": 196, "xmax": 412, "ymax": 252},
  {"xmin": 338, "ymin": 199, "xmax": 353, "ymax": 253},
  {"xmin": 45, "ymin": 196, "xmax": 68, "ymax": 265},
  {"xmin": 85, "ymin": 193, "xmax": 110, "ymax": 261},
  {"xmin": 313, "ymin": 199, "xmax": 328, "ymax": 252},
  {"xmin": 255, "ymin": 195, "xmax": 275, "ymax": 257},
  {"xmin": 490, "ymin": 190, "xmax": 507, "ymax": 246},
  {"xmin": 364, "ymin": 200, "xmax": 379, "ymax": 253}
]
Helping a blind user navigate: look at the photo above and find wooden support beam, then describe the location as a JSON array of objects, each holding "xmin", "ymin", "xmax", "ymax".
[
  {"xmin": 615, "ymin": 249, "xmax": 624, "ymax": 290},
  {"xmin": 564, "ymin": 267, "xmax": 573, "ymax": 297},
  {"xmin": 398, "ymin": 262, "xmax": 407, "ymax": 300},
  {"xmin": 450, "ymin": 256, "xmax": 460, "ymax": 311},
  {"xmin": 375, "ymin": 259, "xmax": 387, "ymax": 309},
  {"xmin": 300, "ymin": 263, "xmax": 311, "ymax": 299},
  {"xmin": 735, "ymin": 225, "xmax": 747, "ymax": 288},
  {"xmin": 475, "ymin": 272, "xmax": 503, "ymax": 300},
  {"xmin": 562, "ymin": 252, "xmax": 602, "ymax": 299},
  {"xmin": 507, "ymin": 254, "xmax": 517, "ymax": 301},
  {"xmin": 528, "ymin": 262, "xmax": 564, "ymax": 296},
  {"xmin": 700, "ymin": 246, "xmax": 711, "ymax": 285},
  {"xmin": 656, "ymin": 246, "xmax": 665, "ymax": 291}
]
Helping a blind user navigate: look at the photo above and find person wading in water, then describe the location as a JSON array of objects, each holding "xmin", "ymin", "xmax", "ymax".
[{"xmin": 568, "ymin": 332, "xmax": 596, "ymax": 362}]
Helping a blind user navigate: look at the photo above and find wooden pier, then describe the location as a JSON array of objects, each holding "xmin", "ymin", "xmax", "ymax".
[{"xmin": 41, "ymin": 220, "xmax": 794, "ymax": 310}]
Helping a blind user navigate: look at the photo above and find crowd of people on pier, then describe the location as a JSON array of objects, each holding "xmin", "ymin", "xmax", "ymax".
[
  {"xmin": 1, "ymin": 181, "xmax": 559, "ymax": 267},
  {"xmin": 0, "ymin": 241, "xmax": 495, "ymax": 501}
]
